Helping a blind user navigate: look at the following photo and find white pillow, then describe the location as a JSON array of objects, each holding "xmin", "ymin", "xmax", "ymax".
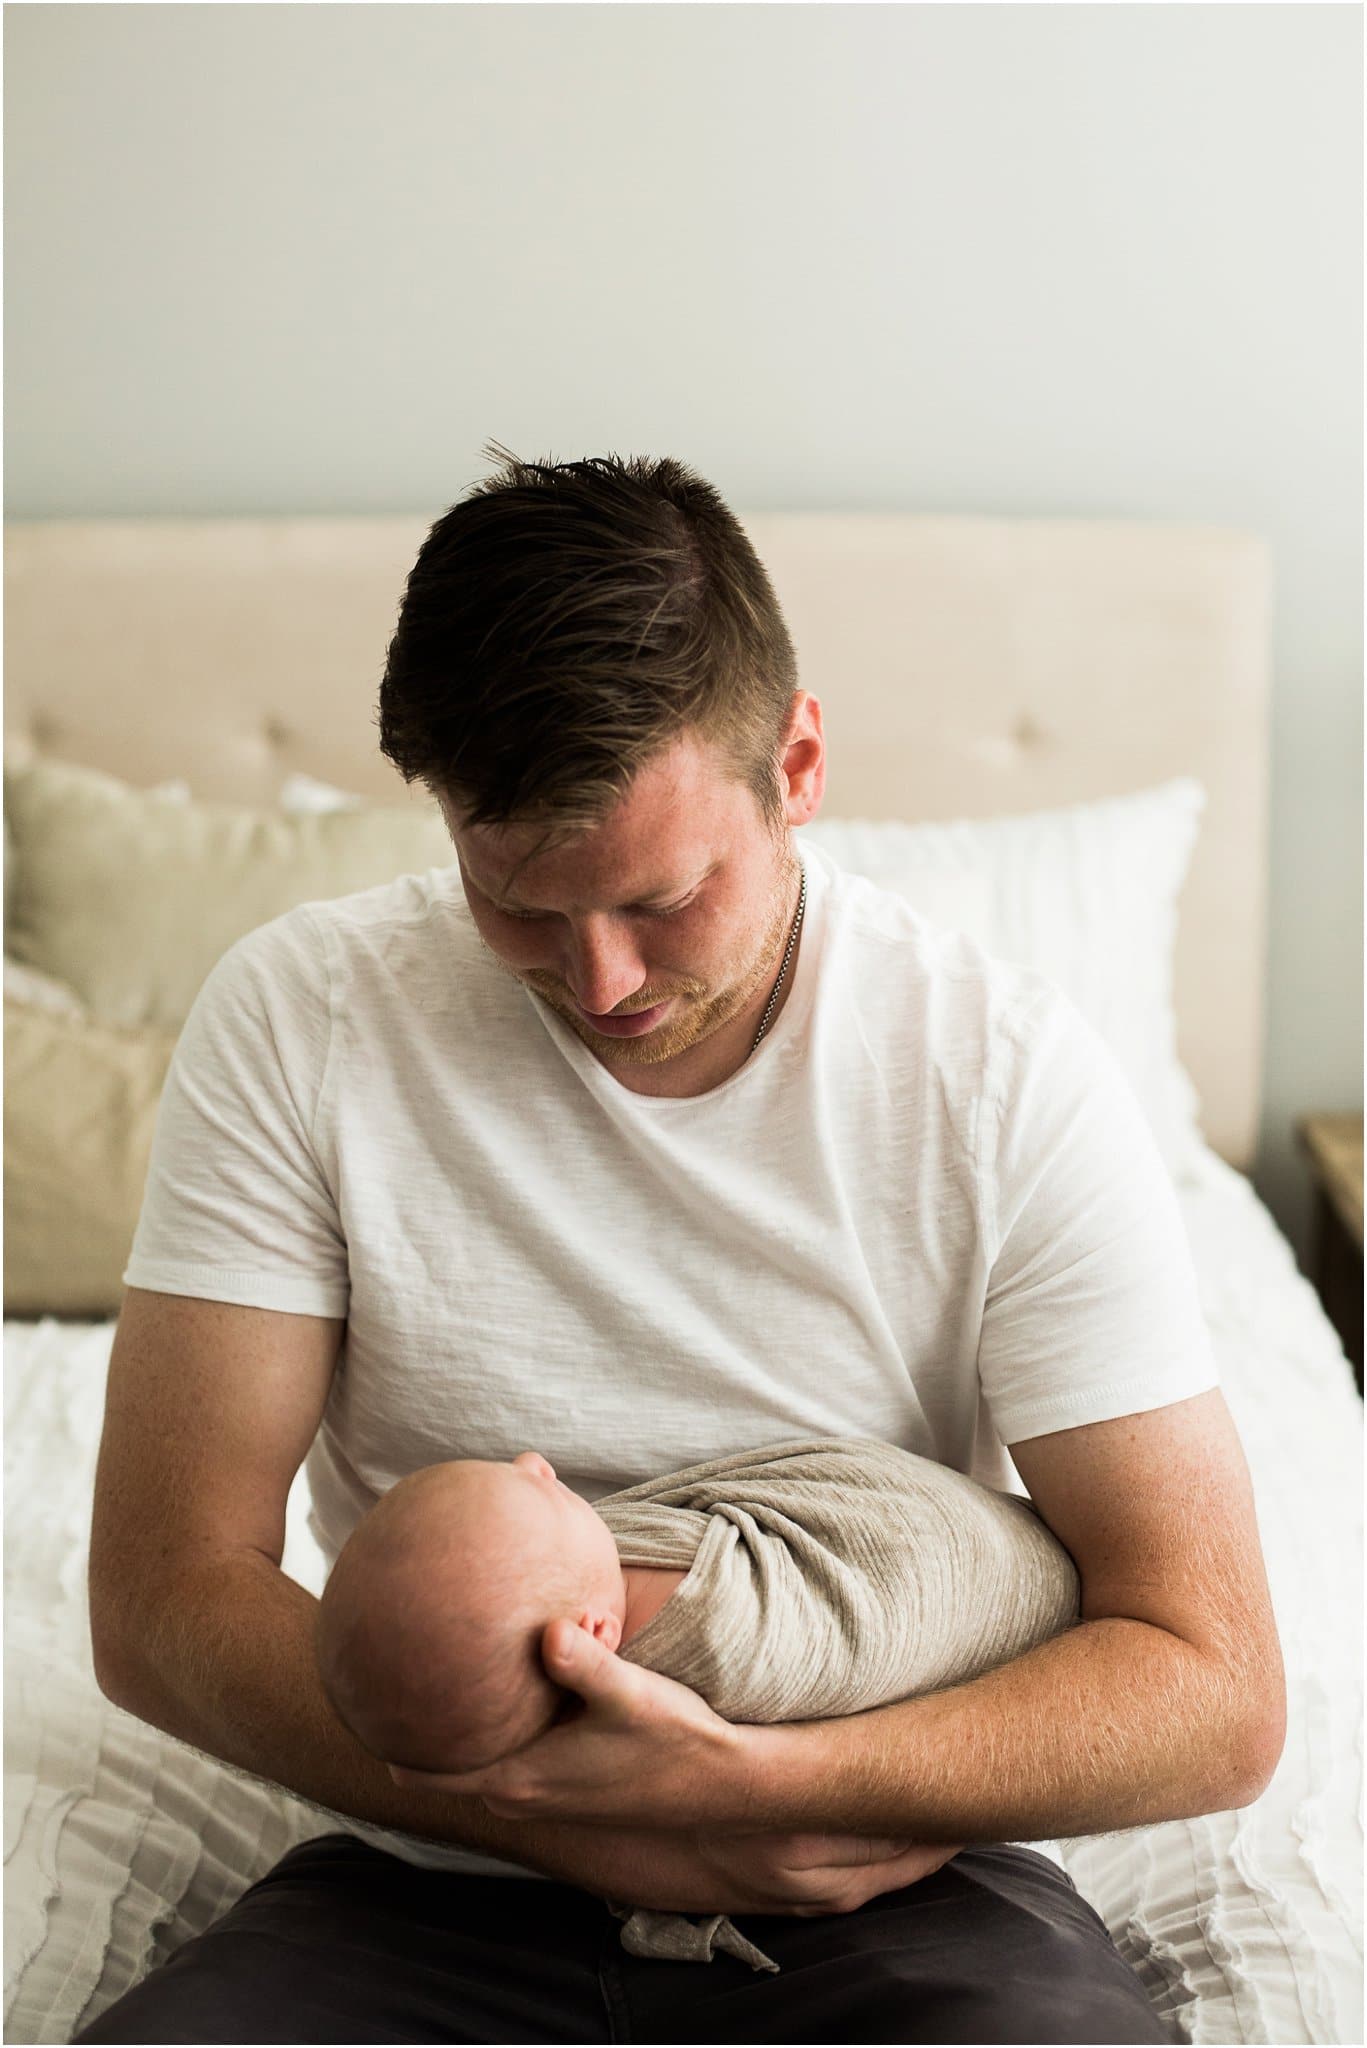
[{"xmin": 800, "ymin": 780, "xmax": 1206, "ymax": 1180}]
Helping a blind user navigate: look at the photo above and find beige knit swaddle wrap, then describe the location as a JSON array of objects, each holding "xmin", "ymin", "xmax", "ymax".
[{"xmin": 592, "ymin": 1436, "xmax": 1080, "ymax": 1975}]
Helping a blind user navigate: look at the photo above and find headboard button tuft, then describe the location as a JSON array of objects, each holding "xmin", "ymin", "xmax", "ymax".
[{"xmin": 1010, "ymin": 714, "xmax": 1050, "ymax": 751}]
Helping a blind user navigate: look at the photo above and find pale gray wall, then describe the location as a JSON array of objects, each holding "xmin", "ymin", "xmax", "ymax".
[{"xmin": 5, "ymin": 3, "xmax": 1361, "ymax": 1262}]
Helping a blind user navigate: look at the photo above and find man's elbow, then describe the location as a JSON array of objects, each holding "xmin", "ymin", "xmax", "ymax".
[
  {"xmin": 1223, "ymin": 1681, "xmax": 1288, "ymax": 1809},
  {"xmin": 88, "ymin": 1551, "xmax": 162, "ymax": 1719},
  {"xmin": 89, "ymin": 1593, "xmax": 145, "ymax": 1714}
]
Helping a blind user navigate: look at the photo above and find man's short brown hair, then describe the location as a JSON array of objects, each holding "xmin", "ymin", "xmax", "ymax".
[{"xmin": 377, "ymin": 443, "xmax": 800, "ymax": 839}]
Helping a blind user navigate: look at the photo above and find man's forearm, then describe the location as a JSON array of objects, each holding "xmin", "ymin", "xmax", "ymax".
[
  {"xmin": 103, "ymin": 1550, "xmax": 914, "ymax": 1916},
  {"xmin": 96, "ymin": 1546, "xmax": 617, "ymax": 1870},
  {"xmin": 733, "ymin": 1617, "xmax": 1282, "ymax": 1842}
]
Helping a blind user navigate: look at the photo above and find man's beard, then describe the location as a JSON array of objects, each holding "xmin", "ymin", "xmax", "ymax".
[{"xmin": 484, "ymin": 850, "xmax": 801, "ymax": 1067}]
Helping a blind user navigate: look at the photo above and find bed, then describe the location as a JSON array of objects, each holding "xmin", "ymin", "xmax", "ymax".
[{"xmin": 3, "ymin": 512, "xmax": 1362, "ymax": 2044}]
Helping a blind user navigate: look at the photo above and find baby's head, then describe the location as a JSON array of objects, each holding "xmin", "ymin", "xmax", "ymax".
[{"xmin": 316, "ymin": 1452, "xmax": 626, "ymax": 1774}]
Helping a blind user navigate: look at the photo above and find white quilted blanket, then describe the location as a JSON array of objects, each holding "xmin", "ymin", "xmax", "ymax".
[{"xmin": 4, "ymin": 1146, "xmax": 1362, "ymax": 2044}]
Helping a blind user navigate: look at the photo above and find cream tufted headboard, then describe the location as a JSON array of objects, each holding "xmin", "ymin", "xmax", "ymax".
[{"xmin": 3, "ymin": 514, "xmax": 1270, "ymax": 1166}]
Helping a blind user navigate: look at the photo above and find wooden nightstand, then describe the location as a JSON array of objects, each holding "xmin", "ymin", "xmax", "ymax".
[{"xmin": 1297, "ymin": 1112, "xmax": 1364, "ymax": 1393}]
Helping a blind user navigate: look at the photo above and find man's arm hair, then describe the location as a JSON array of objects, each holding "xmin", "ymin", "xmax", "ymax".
[
  {"xmin": 89, "ymin": 1288, "xmax": 700, "ymax": 1889},
  {"xmin": 90, "ymin": 1289, "xmax": 528, "ymax": 1852},
  {"xmin": 733, "ymin": 1387, "xmax": 1287, "ymax": 1839}
]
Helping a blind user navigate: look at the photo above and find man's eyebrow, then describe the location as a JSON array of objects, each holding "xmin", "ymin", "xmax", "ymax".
[{"xmin": 467, "ymin": 860, "xmax": 714, "ymax": 913}]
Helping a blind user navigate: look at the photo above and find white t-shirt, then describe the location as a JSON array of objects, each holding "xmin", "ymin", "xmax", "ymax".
[{"xmin": 124, "ymin": 838, "xmax": 1219, "ymax": 1880}]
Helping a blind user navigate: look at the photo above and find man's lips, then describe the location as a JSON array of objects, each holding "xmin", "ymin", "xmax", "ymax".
[{"xmin": 573, "ymin": 997, "xmax": 674, "ymax": 1038}]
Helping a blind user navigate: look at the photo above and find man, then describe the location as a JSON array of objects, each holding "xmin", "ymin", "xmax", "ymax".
[{"xmin": 81, "ymin": 447, "xmax": 1284, "ymax": 2044}]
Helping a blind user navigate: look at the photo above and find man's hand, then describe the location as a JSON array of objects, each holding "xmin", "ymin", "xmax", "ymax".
[
  {"xmin": 525, "ymin": 1818, "xmax": 961, "ymax": 1917},
  {"xmin": 689, "ymin": 1830, "xmax": 962, "ymax": 1916},
  {"xmin": 385, "ymin": 1609, "xmax": 964, "ymax": 1912},
  {"xmin": 388, "ymin": 1615, "xmax": 756, "ymax": 1828}
]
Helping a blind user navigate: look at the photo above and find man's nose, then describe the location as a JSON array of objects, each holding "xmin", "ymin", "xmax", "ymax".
[{"xmin": 562, "ymin": 915, "xmax": 649, "ymax": 1017}]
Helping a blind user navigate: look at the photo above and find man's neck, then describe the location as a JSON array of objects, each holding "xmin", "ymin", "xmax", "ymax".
[{"xmin": 603, "ymin": 877, "xmax": 806, "ymax": 1100}]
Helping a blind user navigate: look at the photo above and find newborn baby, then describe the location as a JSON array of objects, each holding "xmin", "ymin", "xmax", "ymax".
[
  {"xmin": 316, "ymin": 1449, "xmax": 666, "ymax": 1777},
  {"xmin": 316, "ymin": 1437, "xmax": 1081, "ymax": 1975}
]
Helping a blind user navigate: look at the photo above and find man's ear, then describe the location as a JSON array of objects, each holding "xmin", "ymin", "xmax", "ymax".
[{"xmin": 779, "ymin": 692, "xmax": 825, "ymax": 828}]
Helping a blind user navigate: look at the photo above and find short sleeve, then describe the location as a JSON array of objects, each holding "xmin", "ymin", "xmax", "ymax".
[
  {"xmin": 976, "ymin": 983, "xmax": 1218, "ymax": 1445},
  {"xmin": 122, "ymin": 907, "xmax": 349, "ymax": 1318}
]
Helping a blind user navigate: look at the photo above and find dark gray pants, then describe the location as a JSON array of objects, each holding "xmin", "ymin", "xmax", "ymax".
[{"xmin": 74, "ymin": 1832, "xmax": 1172, "ymax": 2045}]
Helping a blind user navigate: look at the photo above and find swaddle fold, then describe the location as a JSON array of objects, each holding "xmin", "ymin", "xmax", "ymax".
[{"xmin": 593, "ymin": 1436, "xmax": 1079, "ymax": 1975}]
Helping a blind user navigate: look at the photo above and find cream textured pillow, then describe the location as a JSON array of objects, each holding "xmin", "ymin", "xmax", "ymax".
[
  {"xmin": 3, "ymin": 1000, "xmax": 179, "ymax": 1317},
  {"xmin": 2, "ymin": 759, "xmax": 451, "ymax": 1315},
  {"xmin": 3, "ymin": 956, "xmax": 89, "ymax": 1021},
  {"xmin": 3, "ymin": 757, "xmax": 452, "ymax": 1033}
]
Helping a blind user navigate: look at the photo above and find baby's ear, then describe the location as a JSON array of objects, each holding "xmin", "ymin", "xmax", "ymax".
[{"xmin": 579, "ymin": 1610, "xmax": 622, "ymax": 1654}]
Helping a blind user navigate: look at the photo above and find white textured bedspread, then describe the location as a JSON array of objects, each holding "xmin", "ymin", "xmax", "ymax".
[{"xmin": 4, "ymin": 1147, "xmax": 1362, "ymax": 2043}]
